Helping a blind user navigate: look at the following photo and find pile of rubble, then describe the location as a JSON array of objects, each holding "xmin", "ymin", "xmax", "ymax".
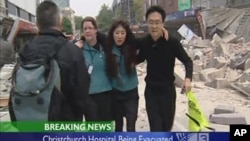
[
  {"xmin": 0, "ymin": 64, "xmax": 14, "ymax": 108},
  {"xmin": 181, "ymin": 33, "xmax": 250, "ymax": 97}
]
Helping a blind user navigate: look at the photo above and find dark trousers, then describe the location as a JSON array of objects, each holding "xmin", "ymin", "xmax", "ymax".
[
  {"xmin": 113, "ymin": 88, "xmax": 139, "ymax": 132},
  {"xmin": 145, "ymin": 85, "xmax": 176, "ymax": 132},
  {"xmin": 84, "ymin": 91, "xmax": 113, "ymax": 121}
]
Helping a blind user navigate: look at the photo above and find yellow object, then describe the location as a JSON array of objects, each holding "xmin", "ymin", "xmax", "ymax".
[{"xmin": 186, "ymin": 91, "xmax": 214, "ymax": 132}]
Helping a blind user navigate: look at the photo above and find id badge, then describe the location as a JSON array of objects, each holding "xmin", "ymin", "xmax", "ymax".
[{"xmin": 88, "ymin": 64, "xmax": 94, "ymax": 74}]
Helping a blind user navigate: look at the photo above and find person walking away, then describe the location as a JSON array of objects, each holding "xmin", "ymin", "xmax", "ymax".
[{"xmin": 8, "ymin": 1, "xmax": 90, "ymax": 121}]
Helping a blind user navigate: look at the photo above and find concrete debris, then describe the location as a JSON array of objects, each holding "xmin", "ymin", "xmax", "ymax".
[
  {"xmin": 209, "ymin": 113, "xmax": 247, "ymax": 125},
  {"xmin": 201, "ymin": 7, "xmax": 250, "ymax": 42},
  {"xmin": 212, "ymin": 42, "xmax": 230, "ymax": 57},
  {"xmin": 174, "ymin": 66, "xmax": 185, "ymax": 88},
  {"xmin": 245, "ymin": 58, "xmax": 250, "ymax": 70},
  {"xmin": 180, "ymin": 40, "xmax": 189, "ymax": 47},
  {"xmin": 211, "ymin": 33, "xmax": 223, "ymax": 45},
  {"xmin": 193, "ymin": 50, "xmax": 203, "ymax": 60},
  {"xmin": 193, "ymin": 60, "xmax": 203, "ymax": 72},
  {"xmin": 223, "ymin": 34, "xmax": 238, "ymax": 43},
  {"xmin": 205, "ymin": 78, "xmax": 229, "ymax": 89},
  {"xmin": 230, "ymin": 52, "xmax": 250, "ymax": 70},
  {"xmin": 237, "ymin": 69, "xmax": 250, "ymax": 82},
  {"xmin": 214, "ymin": 105, "xmax": 235, "ymax": 114},
  {"xmin": 199, "ymin": 68, "xmax": 225, "ymax": 82},
  {"xmin": 207, "ymin": 57, "xmax": 229, "ymax": 69},
  {"xmin": 189, "ymin": 38, "xmax": 213, "ymax": 48},
  {"xmin": 0, "ymin": 64, "xmax": 14, "ymax": 106},
  {"xmin": 224, "ymin": 68, "xmax": 242, "ymax": 82},
  {"xmin": 193, "ymin": 83, "xmax": 206, "ymax": 89},
  {"xmin": 180, "ymin": 32, "xmax": 250, "ymax": 97},
  {"xmin": 186, "ymin": 48, "xmax": 203, "ymax": 60},
  {"xmin": 229, "ymin": 82, "xmax": 250, "ymax": 97},
  {"xmin": 192, "ymin": 72, "xmax": 200, "ymax": 81}
]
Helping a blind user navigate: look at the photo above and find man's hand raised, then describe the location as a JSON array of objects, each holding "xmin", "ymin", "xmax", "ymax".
[{"xmin": 162, "ymin": 27, "xmax": 169, "ymax": 41}]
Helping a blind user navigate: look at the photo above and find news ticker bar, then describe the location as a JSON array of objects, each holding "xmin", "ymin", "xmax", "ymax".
[
  {"xmin": 0, "ymin": 121, "xmax": 114, "ymax": 132},
  {"xmin": 0, "ymin": 132, "xmax": 229, "ymax": 141},
  {"xmin": 0, "ymin": 123, "xmax": 249, "ymax": 141}
]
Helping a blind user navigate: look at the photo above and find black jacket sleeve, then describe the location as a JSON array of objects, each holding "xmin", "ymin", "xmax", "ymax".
[
  {"xmin": 71, "ymin": 44, "xmax": 90, "ymax": 112},
  {"xmin": 59, "ymin": 42, "xmax": 90, "ymax": 116},
  {"xmin": 135, "ymin": 38, "xmax": 146, "ymax": 64},
  {"xmin": 174, "ymin": 38, "xmax": 193, "ymax": 80},
  {"xmin": 97, "ymin": 32, "xmax": 107, "ymax": 47}
]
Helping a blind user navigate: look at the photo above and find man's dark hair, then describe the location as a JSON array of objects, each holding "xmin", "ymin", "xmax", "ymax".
[
  {"xmin": 145, "ymin": 5, "xmax": 166, "ymax": 22},
  {"xmin": 36, "ymin": 1, "xmax": 61, "ymax": 30}
]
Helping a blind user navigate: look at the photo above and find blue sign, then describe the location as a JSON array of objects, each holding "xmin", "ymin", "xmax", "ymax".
[
  {"xmin": 165, "ymin": 9, "xmax": 197, "ymax": 21},
  {"xmin": 0, "ymin": 132, "xmax": 229, "ymax": 141}
]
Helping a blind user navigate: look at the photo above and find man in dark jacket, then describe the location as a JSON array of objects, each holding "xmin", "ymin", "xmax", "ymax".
[
  {"xmin": 137, "ymin": 6, "xmax": 193, "ymax": 131},
  {"xmin": 9, "ymin": 1, "xmax": 90, "ymax": 121}
]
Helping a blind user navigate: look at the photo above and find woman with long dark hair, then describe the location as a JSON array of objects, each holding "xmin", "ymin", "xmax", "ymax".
[{"xmin": 106, "ymin": 20, "xmax": 139, "ymax": 132}]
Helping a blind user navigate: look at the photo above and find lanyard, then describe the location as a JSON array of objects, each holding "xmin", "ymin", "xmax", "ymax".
[
  {"xmin": 118, "ymin": 55, "xmax": 123, "ymax": 68},
  {"xmin": 89, "ymin": 52, "xmax": 97, "ymax": 64},
  {"xmin": 117, "ymin": 53, "xmax": 123, "ymax": 80},
  {"xmin": 117, "ymin": 47, "xmax": 123, "ymax": 67},
  {"xmin": 89, "ymin": 45, "xmax": 104, "ymax": 64}
]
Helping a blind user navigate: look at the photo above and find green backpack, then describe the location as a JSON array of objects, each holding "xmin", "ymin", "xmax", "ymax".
[{"xmin": 10, "ymin": 38, "xmax": 65, "ymax": 121}]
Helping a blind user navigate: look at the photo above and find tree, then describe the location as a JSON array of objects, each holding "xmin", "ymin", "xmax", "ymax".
[
  {"xmin": 114, "ymin": 6, "xmax": 123, "ymax": 19},
  {"xmin": 62, "ymin": 17, "xmax": 73, "ymax": 34},
  {"xmin": 74, "ymin": 16, "xmax": 83, "ymax": 30},
  {"xmin": 96, "ymin": 4, "xmax": 114, "ymax": 32},
  {"xmin": 132, "ymin": 0, "xmax": 143, "ymax": 23}
]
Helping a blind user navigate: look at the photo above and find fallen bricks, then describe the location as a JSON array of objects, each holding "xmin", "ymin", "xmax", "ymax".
[
  {"xmin": 206, "ymin": 57, "xmax": 229, "ymax": 69},
  {"xmin": 210, "ymin": 105, "xmax": 247, "ymax": 125},
  {"xmin": 229, "ymin": 82, "xmax": 250, "ymax": 97},
  {"xmin": 214, "ymin": 105, "xmax": 235, "ymax": 114},
  {"xmin": 205, "ymin": 78, "xmax": 229, "ymax": 89},
  {"xmin": 193, "ymin": 60, "xmax": 203, "ymax": 72},
  {"xmin": 192, "ymin": 72, "xmax": 200, "ymax": 81},
  {"xmin": 230, "ymin": 52, "xmax": 250, "ymax": 70},
  {"xmin": 180, "ymin": 33, "xmax": 250, "ymax": 97},
  {"xmin": 209, "ymin": 113, "xmax": 247, "ymax": 125},
  {"xmin": 212, "ymin": 42, "xmax": 230, "ymax": 57},
  {"xmin": 237, "ymin": 69, "xmax": 250, "ymax": 82},
  {"xmin": 174, "ymin": 66, "xmax": 185, "ymax": 88},
  {"xmin": 245, "ymin": 58, "xmax": 250, "ymax": 70},
  {"xmin": 199, "ymin": 68, "xmax": 225, "ymax": 82}
]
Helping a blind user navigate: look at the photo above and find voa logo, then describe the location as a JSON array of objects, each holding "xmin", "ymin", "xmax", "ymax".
[{"xmin": 176, "ymin": 133, "xmax": 209, "ymax": 141}]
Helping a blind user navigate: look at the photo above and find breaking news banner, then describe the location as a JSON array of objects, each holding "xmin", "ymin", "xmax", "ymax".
[
  {"xmin": 230, "ymin": 124, "xmax": 250, "ymax": 141},
  {"xmin": 0, "ymin": 132, "xmax": 229, "ymax": 141},
  {"xmin": 0, "ymin": 121, "xmax": 235, "ymax": 141},
  {"xmin": 0, "ymin": 121, "xmax": 114, "ymax": 132}
]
